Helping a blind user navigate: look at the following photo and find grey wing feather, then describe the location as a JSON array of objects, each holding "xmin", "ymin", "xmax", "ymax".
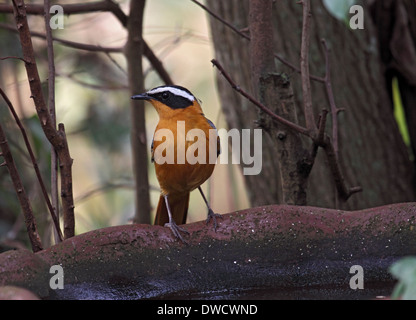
[
  {"xmin": 151, "ymin": 137, "xmax": 154, "ymax": 162},
  {"xmin": 206, "ymin": 118, "xmax": 221, "ymax": 157}
]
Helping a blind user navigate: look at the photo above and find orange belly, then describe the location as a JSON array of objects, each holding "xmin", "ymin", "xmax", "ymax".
[
  {"xmin": 152, "ymin": 113, "xmax": 218, "ymax": 196},
  {"xmin": 155, "ymin": 162, "xmax": 215, "ymax": 195}
]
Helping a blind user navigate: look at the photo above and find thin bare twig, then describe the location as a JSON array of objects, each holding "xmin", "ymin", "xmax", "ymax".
[
  {"xmin": 207, "ymin": 1, "xmax": 362, "ymax": 203},
  {"xmin": 211, "ymin": 58, "xmax": 362, "ymax": 201},
  {"xmin": 0, "ymin": 1, "xmax": 173, "ymax": 84},
  {"xmin": 316, "ymin": 109, "xmax": 328, "ymax": 145},
  {"xmin": 211, "ymin": 59, "xmax": 310, "ymax": 137},
  {"xmin": 321, "ymin": 39, "xmax": 340, "ymax": 157},
  {"xmin": 320, "ymin": 134, "xmax": 363, "ymax": 200},
  {"xmin": 12, "ymin": 0, "xmax": 75, "ymax": 239},
  {"xmin": 74, "ymin": 182, "xmax": 165, "ymax": 203},
  {"xmin": 0, "ymin": 121, "xmax": 43, "ymax": 252},
  {"xmin": 191, "ymin": 0, "xmax": 250, "ymax": 40},
  {"xmin": 0, "ymin": 1, "xmax": 126, "ymax": 20},
  {"xmin": 57, "ymin": 71, "xmax": 128, "ymax": 91},
  {"xmin": 0, "ymin": 22, "xmax": 123, "ymax": 53},
  {"xmin": 299, "ymin": 0, "xmax": 316, "ymax": 134},
  {"xmin": 0, "ymin": 56, "xmax": 28, "ymax": 63},
  {"xmin": 142, "ymin": 41, "xmax": 174, "ymax": 85},
  {"xmin": 103, "ymin": 52, "xmax": 127, "ymax": 75},
  {"xmin": 44, "ymin": 0, "xmax": 61, "ymax": 244},
  {"xmin": 0, "ymin": 87, "xmax": 63, "ymax": 241},
  {"xmin": 191, "ymin": 0, "xmax": 325, "ymax": 83}
]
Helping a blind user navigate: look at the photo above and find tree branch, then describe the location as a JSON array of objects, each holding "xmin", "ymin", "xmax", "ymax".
[
  {"xmin": 44, "ymin": 0, "xmax": 61, "ymax": 244},
  {"xmin": 0, "ymin": 122, "xmax": 43, "ymax": 253},
  {"xmin": 0, "ymin": 87, "xmax": 63, "ymax": 242},
  {"xmin": 212, "ymin": 59, "xmax": 362, "ymax": 202},
  {"xmin": 125, "ymin": 0, "xmax": 151, "ymax": 224},
  {"xmin": 320, "ymin": 135, "xmax": 362, "ymax": 201},
  {"xmin": 56, "ymin": 71, "xmax": 128, "ymax": 91},
  {"xmin": 320, "ymin": 39, "xmax": 340, "ymax": 157},
  {"xmin": 0, "ymin": 1, "xmax": 127, "ymax": 21},
  {"xmin": 0, "ymin": 55, "xmax": 28, "ymax": 63},
  {"xmin": 0, "ymin": 22, "xmax": 123, "ymax": 53},
  {"xmin": 316, "ymin": 109, "xmax": 328, "ymax": 146},
  {"xmin": 211, "ymin": 59, "xmax": 310, "ymax": 137},
  {"xmin": 207, "ymin": 1, "xmax": 362, "ymax": 205},
  {"xmin": 0, "ymin": 1, "xmax": 173, "ymax": 85},
  {"xmin": 142, "ymin": 41, "xmax": 174, "ymax": 85},
  {"xmin": 249, "ymin": 0, "xmax": 275, "ymax": 87},
  {"xmin": 191, "ymin": 0, "xmax": 250, "ymax": 40},
  {"xmin": 11, "ymin": 0, "xmax": 75, "ymax": 239},
  {"xmin": 299, "ymin": 0, "xmax": 316, "ymax": 134},
  {"xmin": 192, "ymin": 0, "xmax": 325, "ymax": 83}
]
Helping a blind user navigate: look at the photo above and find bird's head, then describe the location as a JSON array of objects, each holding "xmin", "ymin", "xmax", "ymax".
[{"xmin": 131, "ymin": 85, "xmax": 201, "ymax": 116}]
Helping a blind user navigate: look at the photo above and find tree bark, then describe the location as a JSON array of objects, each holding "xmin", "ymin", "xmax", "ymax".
[
  {"xmin": 11, "ymin": 0, "xmax": 75, "ymax": 238},
  {"xmin": 207, "ymin": 1, "xmax": 281, "ymax": 206},
  {"xmin": 0, "ymin": 124, "xmax": 43, "ymax": 252},
  {"xmin": 370, "ymin": 0, "xmax": 416, "ymax": 185},
  {"xmin": 249, "ymin": 0, "xmax": 313, "ymax": 205},
  {"xmin": 207, "ymin": 0, "xmax": 415, "ymax": 209}
]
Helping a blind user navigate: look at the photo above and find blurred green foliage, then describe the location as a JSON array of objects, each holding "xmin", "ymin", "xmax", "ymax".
[
  {"xmin": 322, "ymin": 0, "xmax": 357, "ymax": 24},
  {"xmin": 390, "ymin": 256, "xmax": 416, "ymax": 300},
  {"xmin": 392, "ymin": 77, "xmax": 411, "ymax": 149}
]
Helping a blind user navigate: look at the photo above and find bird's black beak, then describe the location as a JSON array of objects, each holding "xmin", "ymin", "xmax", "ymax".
[{"xmin": 131, "ymin": 93, "xmax": 150, "ymax": 100}]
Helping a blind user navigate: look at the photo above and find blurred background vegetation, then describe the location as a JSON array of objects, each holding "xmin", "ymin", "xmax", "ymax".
[{"xmin": 0, "ymin": 0, "xmax": 249, "ymax": 250}]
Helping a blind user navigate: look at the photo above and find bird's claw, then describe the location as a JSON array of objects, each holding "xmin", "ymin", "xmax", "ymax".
[
  {"xmin": 164, "ymin": 221, "xmax": 190, "ymax": 244},
  {"xmin": 206, "ymin": 208, "xmax": 223, "ymax": 232}
]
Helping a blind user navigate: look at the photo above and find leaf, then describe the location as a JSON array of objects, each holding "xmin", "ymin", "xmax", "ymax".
[
  {"xmin": 402, "ymin": 280, "xmax": 416, "ymax": 300},
  {"xmin": 322, "ymin": 0, "xmax": 356, "ymax": 22},
  {"xmin": 389, "ymin": 256, "xmax": 416, "ymax": 300},
  {"xmin": 390, "ymin": 281, "xmax": 405, "ymax": 300},
  {"xmin": 390, "ymin": 256, "xmax": 416, "ymax": 281}
]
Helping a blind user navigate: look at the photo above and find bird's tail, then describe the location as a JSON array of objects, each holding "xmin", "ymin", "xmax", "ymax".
[{"xmin": 154, "ymin": 193, "xmax": 190, "ymax": 226}]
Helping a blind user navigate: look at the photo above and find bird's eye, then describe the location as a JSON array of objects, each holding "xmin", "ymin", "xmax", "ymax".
[{"xmin": 161, "ymin": 92, "xmax": 169, "ymax": 100}]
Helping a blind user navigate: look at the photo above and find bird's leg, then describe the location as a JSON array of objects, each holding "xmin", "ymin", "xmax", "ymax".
[
  {"xmin": 163, "ymin": 195, "xmax": 189, "ymax": 243},
  {"xmin": 198, "ymin": 186, "xmax": 223, "ymax": 231}
]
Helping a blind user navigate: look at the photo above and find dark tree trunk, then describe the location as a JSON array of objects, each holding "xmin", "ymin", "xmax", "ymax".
[
  {"xmin": 125, "ymin": 0, "xmax": 151, "ymax": 224},
  {"xmin": 207, "ymin": 0, "xmax": 415, "ymax": 209},
  {"xmin": 370, "ymin": 0, "xmax": 416, "ymax": 185},
  {"xmin": 248, "ymin": 0, "xmax": 310, "ymax": 206}
]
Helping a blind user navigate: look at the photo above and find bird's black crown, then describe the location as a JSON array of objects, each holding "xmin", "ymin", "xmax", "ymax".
[{"xmin": 135, "ymin": 85, "xmax": 196, "ymax": 109}]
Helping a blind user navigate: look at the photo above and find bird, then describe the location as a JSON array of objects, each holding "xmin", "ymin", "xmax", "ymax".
[{"xmin": 131, "ymin": 85, "xmax": 221, "ymax": 242}]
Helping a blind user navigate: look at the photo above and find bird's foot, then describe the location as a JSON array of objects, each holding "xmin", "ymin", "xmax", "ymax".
[
  {"xmin": 164, "ymin": 221, "xmax": 190, "ymax": 243},
  {"xmin": 206, "ymin": 208, "xmax": 223, "ymax": 232}
]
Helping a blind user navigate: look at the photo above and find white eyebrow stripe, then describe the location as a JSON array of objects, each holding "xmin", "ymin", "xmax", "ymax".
[{"xmin": 147, "ymin": 87, "xmax": 195, "ymax": 102}]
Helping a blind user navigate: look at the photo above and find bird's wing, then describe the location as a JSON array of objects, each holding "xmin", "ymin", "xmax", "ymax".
[
  {"xmin": 151, "ymin": 137, "xmax": 154, "ymax": 163},
  {"xmin": 205, "ymin": 118, "xmax": 221, "ymax": 157}
]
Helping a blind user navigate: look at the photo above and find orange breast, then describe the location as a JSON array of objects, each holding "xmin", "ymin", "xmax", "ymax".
[{"xmin": 152, "ymin": 107, "xmax": 218, "ymax": 196}]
